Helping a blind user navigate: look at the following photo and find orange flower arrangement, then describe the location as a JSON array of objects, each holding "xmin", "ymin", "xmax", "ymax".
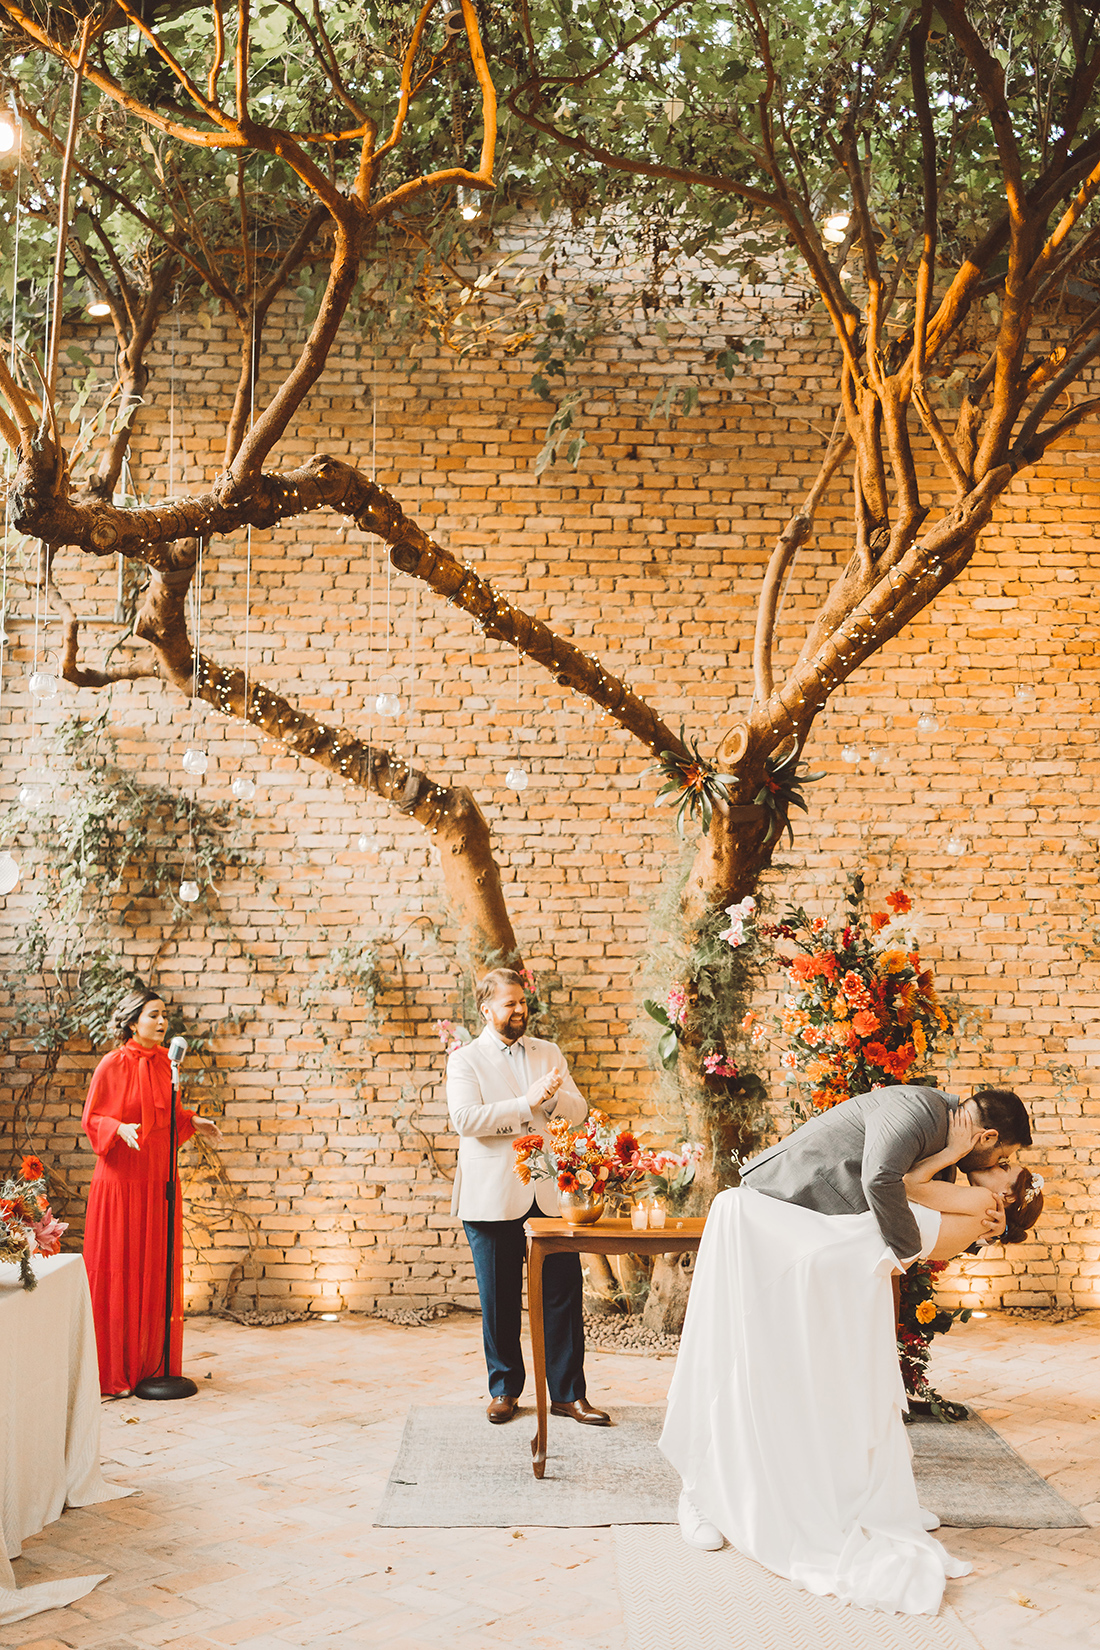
[{"xmin": 772, "ymin": 877, "xmax": 952, "ymax": 1112}]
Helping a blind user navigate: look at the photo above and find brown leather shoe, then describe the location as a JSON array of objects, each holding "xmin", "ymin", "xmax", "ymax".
[
  {"xmin": 550, "ymin": 1398, "xmax": 610, "ymax": 1425},
  {"xmin": 487, "ymin": 1395, "xmax": 519, "ymax": 1424}
]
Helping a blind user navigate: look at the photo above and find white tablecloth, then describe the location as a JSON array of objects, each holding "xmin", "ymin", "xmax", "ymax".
[{"xmin": 0, "ymin": 1253, "xmax": 132, "ymax": 1625}]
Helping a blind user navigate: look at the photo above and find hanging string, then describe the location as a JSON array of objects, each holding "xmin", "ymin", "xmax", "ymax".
[{"xmin": 0, "ymin": 135, "xmax": 21, "ymax": 718}]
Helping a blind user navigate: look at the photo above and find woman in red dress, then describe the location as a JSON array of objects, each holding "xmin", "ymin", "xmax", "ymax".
[{"xmin": 82, "ymin": 989, "xmax": 220, "ymax": 1396}]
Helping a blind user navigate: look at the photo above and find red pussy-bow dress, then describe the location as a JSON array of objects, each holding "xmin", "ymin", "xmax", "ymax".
[{"xmin": 81, "ymin": 1039, "xmax": 195, "ymax": 1395}]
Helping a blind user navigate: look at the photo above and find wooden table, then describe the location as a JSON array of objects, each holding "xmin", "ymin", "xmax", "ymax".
[{"xmin": 524, "ymin": 1215, "xmax": 707, "ymax": 1479}]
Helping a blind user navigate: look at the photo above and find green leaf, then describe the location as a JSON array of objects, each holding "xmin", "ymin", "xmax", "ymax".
[{"xmin": 643, "ymin": 998, "xmax": 671, "ymax": 1025}]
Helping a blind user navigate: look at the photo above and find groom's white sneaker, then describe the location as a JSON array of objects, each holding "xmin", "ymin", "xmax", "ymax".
[
  {"xmin": 919, "ymin": 1506, "xmax": 941, "ymax": 1531},
  {"xmin": 678, "ymin": 1491, "xmax": 724, "ymax": 1550}
]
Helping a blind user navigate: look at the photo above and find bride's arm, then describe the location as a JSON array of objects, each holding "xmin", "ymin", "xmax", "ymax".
[{"xmin": 904, "ymin": 1111, "xmax": 992, "ymax": 1213}]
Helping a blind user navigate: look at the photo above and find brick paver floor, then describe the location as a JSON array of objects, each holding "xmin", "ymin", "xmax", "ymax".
[{"xmin": 3, "ymin": 1310, "xmax": 1097, "ymax": 1650}]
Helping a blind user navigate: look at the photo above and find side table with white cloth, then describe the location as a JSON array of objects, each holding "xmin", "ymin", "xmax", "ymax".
[{"xmin": 0, "ymin": 1253, "xmax": 133, "ymax": 1626}]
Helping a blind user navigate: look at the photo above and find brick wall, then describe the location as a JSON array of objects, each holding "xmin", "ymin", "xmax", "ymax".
[{"xmin": 1, "ymin": 254, "xmax": 1096, "ymax": 1314}]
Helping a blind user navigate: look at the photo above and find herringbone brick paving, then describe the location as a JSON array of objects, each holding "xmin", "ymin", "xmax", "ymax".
[{"xmin": 3, "ymin": 1311, "xmax": 1097, "ymax": 1650}]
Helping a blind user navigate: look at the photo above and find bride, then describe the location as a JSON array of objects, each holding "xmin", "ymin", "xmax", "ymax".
[{"xmin": 658, "ymin": 1110, "xmax": 1043, "ymax": 1617}]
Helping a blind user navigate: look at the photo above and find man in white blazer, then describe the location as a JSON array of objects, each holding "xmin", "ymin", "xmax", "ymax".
[{"xmin": 448, "ymin": 967, "xmax": 610, "ymax": 1426}]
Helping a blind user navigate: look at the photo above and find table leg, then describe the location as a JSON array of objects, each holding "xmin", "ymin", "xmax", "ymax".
[{"xmin": 527, "ymin": 1236, "xmax": 548, "ymax": 1479}]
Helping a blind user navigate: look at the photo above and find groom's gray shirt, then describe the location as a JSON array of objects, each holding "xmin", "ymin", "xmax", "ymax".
[{"xmin": 739, "ymin": 1085, "xmax": 958, "ymax": 1262}]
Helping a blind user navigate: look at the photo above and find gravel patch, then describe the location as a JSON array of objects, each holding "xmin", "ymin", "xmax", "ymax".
[{"xmin": 583, "ymin": 1309, "xmax": 681, "ymax": 1357}]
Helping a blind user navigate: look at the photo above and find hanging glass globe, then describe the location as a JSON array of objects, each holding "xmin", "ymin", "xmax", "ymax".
[
  {"xmin": 28, "ymin": 669, "xmax": 59, "ymax": 700},
  {"xmin": 864, "ymin": 746, "xmax": 884, "ymax": 765},
  {"xmin": 231, "ymin": 775, "xmax": 256, "ymax": 801},
  {"xmin": 917, "ymin": 713, "xmax": 939, "ymax": 733},
  {"xmin": 1014, "ymin": 684, "xmax": 1035, "ymax": 707},
  {"xmin": 505, "ymin": 765, "xmax": 529, "ymax": 792},
  {"xmin": 18, "ymin": 769, "xmax": 51, "ymax": 809},
  {"xmin": 181, "ymin": 747, "xmax": 208, "ymax": 776},
  {"xmin": 374, "ymin": 691, "xmax": 402, "ymax": 718},
  {"xmin": 945, "ymin": 834, "xmax": 968, "ymax": 857},
  {"xmin": 0, "ymin": 851, "xmax": 19, "ymax": 895},
  {"xmin": 356, "ymin": 833, "xmax": 370, "ymax": 852},
  {"xmin": 840, "ymin": 745, "xmax": 861, "ymax": 764},
  {"xmin": 178, "ymin": 878, "xmax": 200, "ymax": 903}
]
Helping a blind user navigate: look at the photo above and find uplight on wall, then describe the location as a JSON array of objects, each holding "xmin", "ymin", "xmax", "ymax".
[
  {"xmin": 822, "ymin": 211, "xmax": 851, "ymax": 244},
  {"xmin": 458, "ymin": 187, "xmax": 482, "ymax": 222},
  {"xmin": 86, "ymin": 296, "xmax": 112, "ymax": 318},
  {"xmin": 0, "ymin": 115, "xmax": 19, "ymax": 158}
]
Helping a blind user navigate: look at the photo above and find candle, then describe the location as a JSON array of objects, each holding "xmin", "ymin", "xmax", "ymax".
[
  {"xmin": 649, "ymin": 1204, "xmax": 667, "ymax": 1229},
  {"xmin": 630, "ymin": 1204, "xmax": 649, "ymax": 1230}
]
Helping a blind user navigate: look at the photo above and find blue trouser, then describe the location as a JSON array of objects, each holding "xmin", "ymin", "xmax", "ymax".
[{"xmin": 463, "ymin": 1197, "xmax": 586, "ymax": 1402}]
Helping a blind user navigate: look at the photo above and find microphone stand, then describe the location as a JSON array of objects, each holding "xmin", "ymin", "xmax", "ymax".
[{"xmin": 135, "ymin": 1048, "xmax": 198, "ymax": 1401}]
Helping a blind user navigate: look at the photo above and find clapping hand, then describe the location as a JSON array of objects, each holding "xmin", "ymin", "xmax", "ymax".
[
  {"xmin": 117, "ymin": 1122, "xmax": 140, "ymax": 1151},
  {"xmin": 531, "ymin": 1069, "xmax": 564, "ymax": 1117}
]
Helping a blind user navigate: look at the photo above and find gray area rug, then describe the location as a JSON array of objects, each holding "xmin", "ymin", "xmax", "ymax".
[
  {"xmin": 905, "ymin": 1413, "xmax": 1087, "ymax": 1529},
  {"xmin": 374, "ymin": 1404, "xmax": 1088, "ymax": 1530}
]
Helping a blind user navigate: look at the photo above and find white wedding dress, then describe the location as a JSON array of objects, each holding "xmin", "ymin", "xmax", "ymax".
[{"xmin": 659, "ymin": 1186, "xmax": 972, "ymax": 1616}]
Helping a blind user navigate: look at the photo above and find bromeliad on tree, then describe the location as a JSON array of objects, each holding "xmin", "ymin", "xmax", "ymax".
[
  {"xmin": 651, "ymin": 732, "xmax": 737, "ymax": 836},
  {"xmin": 754, "ymin": 749, "xmax": 824, "ymax": 846}
]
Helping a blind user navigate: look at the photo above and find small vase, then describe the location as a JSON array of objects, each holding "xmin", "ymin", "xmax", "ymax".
[{"xmin": 557, "ymin": 1187, "xmax": 605, "ymax": 1225}]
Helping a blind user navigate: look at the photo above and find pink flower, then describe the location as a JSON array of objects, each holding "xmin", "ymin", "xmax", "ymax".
[
  {"xmin": 30, "ymin": 1214, "xmax": 67, "ymax": 1257},
  {"xmin": 718, "ymin": 917, "xmax": 745, "ymax": 947},
  {"xmin": 666, "ymin": 985, "xmax": 688, "ymax": 1026},
  {"xmin": 703, "ymin": 1052, "xmax": 739, "ymax": 1077}
]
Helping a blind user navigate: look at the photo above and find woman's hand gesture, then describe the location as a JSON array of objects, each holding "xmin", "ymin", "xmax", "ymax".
[
  {"xmin": 945, "ymin": 1108, "xmax": 982, "ymax": 1164},
  {"xmin": 117, "ymin": 1122, "xmax": 140, "ymax": 1151}
]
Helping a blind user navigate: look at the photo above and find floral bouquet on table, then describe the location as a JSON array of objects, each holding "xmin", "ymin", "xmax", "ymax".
[
  {"xmin": 513, "ymin": 1109, "xmax": 637, "ymax": 1201},
  {"xmin": 0, "ymin": 1155, "xmax": 68, "ymax": 1291},
  {"xmin": 767, "ymin": 876, "xmax": 952, "ymax": 1115},
  {"xmin": 615, "ymin": 1137, "xmax": 704, "ymax": 1213}
]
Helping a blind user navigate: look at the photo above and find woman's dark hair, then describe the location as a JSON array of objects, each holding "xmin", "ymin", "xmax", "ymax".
[
  {"xmin": 1002, "ymin": 1167, "xmax": 1044, "ymax": 1245},
  {"xmin": 112, "ymin": 987, "xmax": 162, "ymax": 1044},
  {"xmin": 971, "ymin": 1087, "xmax": 1032, "ymax": 1148}
]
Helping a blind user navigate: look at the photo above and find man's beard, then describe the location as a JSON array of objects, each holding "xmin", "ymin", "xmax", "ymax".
[{"xmin": 957, "ymin": 1144, "xmax": 1001, "ymax": 1174}]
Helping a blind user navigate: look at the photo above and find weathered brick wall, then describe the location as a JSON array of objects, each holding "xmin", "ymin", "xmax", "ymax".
[{"xmin": 1, "ymin": 257, "xmax": 1096, "ymax": 1315}]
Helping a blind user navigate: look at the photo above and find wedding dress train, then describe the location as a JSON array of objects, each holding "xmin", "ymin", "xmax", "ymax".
[{"xmin": 659, "ymin": 1186, "xmax": 972, "ymax": 1616}]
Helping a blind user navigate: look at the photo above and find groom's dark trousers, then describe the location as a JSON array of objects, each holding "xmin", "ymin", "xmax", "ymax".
[{"xmin": 463, "ymin": 1196, "xmax": 586, "ymax": 1402}]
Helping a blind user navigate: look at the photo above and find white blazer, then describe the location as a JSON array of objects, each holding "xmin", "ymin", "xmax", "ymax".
[{"xmin": 447, "ymin": 1026, "xmax": 588, "ymax": 1221}]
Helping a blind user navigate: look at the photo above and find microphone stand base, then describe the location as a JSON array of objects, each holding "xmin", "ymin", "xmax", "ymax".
[{"xmin": 134, "ymin": 1375, "xmax": 199, "ymax": 1401}]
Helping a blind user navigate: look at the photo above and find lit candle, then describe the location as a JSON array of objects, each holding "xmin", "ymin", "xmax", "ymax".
[
  {"xmin": 649, "ymin": 1204, "xmax": 667, "ymax": 1230},
  {"xmin": 630, "ymin": 1204, "xmax": 649, "ymax": 1231}
]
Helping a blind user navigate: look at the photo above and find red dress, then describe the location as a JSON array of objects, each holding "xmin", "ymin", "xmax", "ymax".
[{"xmin": 82, "ymin": 1039, "xmax": 195, "ymax": 1395}]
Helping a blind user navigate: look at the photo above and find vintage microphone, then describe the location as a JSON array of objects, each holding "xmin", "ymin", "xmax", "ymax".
[{"xmin": 135, "ymin": 1034, "xmax": 198, "ymax": 1400}]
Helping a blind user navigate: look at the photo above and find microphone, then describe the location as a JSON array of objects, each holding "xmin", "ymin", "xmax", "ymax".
[{"xmin": 167, "ymin": 1035, "xmax": 187, "ymax": 1068}]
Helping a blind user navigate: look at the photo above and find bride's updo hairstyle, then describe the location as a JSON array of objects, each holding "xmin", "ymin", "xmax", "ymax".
[
  {"xmin": 112, "ymin": 987, "xmax": 161, "ymax": 1045},
  {"xmin": 1002, "ymin": 1167, "xmax": 1044, "ymax": 1244}
]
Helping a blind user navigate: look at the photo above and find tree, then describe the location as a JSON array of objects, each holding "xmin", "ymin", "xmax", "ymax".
[{"xmin": 3, "ymin": 0, "xmax": 1100, "ymax": 1211}]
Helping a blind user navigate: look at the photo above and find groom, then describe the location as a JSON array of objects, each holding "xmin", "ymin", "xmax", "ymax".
[
  {"xmin": 740, "ymin": 1083, "xmax": 1031, "ymax": 1264},
  {"xmin": 675, "ymin": 1082, "xmax": 1032, "ymax": 1551}
]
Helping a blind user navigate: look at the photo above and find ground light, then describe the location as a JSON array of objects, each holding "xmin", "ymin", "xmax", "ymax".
[{"xmin": 320, "ymin": 1313, "xmax": 340, "ymax": 1322}]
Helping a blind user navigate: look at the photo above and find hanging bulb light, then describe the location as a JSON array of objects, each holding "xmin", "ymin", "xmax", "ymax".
[
  {"xmin": 0, "ymin": 851, "xmax": 19, "ymax": 895},
  {"xmin": 28, "ymin": 669, "xmax": 59, "ymax": 701},
  {"xmin": 230, "ymin": 774, "xmax": 256, "ymax": 801},
  {"xmin": 840, "ymin": 745, "xmax": 861, "ymax": 764},
  {"xmin": 181, "ymin": 747, "xmax": 208, "ymax": 776},
  {"xmin": 505, "ymin": 765, "xmax": 529, "ymax": 792},
  {"xmin": 917, "ymin": 713, "xmax": 939, "ymax": 733},
  {"xmin": 178, "ymin": 878, "xmax": 200, "ymax": 903}
]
